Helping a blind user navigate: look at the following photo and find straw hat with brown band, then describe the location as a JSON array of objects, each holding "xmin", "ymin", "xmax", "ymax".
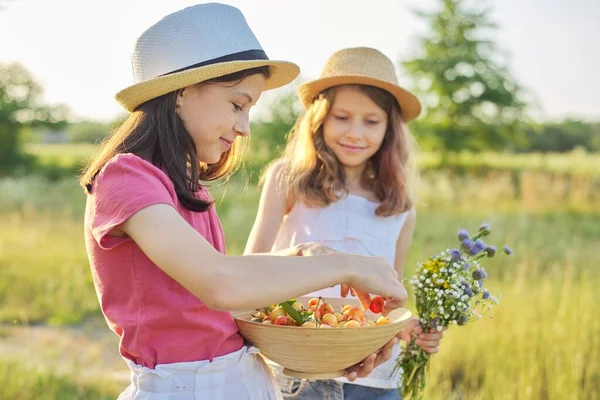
[
  {"xmin": 297, "ymin": 47, "xmax": 422, "ymax": 122},
  {"xmin": 115, "ymin": 3, "xmax": 300, "ymax": 112}
]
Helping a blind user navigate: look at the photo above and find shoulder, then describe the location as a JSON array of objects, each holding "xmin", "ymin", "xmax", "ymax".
[
  {"xmin": 92, "ymin": 153, "xmax": 175, "ymax": 195},
  {"xmin": 260, "ymin": 158, "xmax": 296, "ymax": 212},
  {"xmin": 400, "ymin": 207, "xmax": 417, "ymax": 227},
  {"xmin": 260, "ymin": 158, "xmax": 290, "ymax": 194},
  {"xmin": 263, "ymin": 158, "xmax": 287, "ymax": 182}
]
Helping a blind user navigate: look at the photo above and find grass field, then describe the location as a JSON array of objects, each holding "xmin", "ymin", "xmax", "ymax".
[{"xmin": 0, "ymin": 144, "xmax": 598, "ymax": 399}]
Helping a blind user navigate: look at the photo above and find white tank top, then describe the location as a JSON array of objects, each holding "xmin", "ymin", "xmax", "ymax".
[{"xmin": 272, "ymin": 194, "xmax": 409, "ymax": 389}]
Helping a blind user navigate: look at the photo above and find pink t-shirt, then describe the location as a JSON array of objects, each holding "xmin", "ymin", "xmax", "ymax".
[{"xmin": 84, "ymin": 153, "xmax": 243, "ymax": 368}]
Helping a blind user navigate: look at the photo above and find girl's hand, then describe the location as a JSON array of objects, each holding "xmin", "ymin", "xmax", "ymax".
[
  {"xmin": 344, "ymin": 254, "xmax": 408, "ymax": 310},
  {"xmin": 293, "ymin": 244, "xmax": 408, "ymax": 310},
  {"xmin": 344, "ymin": 336, "xmax": 399, "ymax": 381},
  {"xmin": 398, "ymin": 318, "xmax": 445, "ymax": 354},
  {"xmin": 293, "ymin": 242, "xmax": 338, "ymax": 257}
]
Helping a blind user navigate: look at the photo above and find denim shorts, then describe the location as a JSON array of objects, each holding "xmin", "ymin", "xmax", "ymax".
[{"xmin": 281, "ymin": 379, "xmax": 402, "ymax": 400}]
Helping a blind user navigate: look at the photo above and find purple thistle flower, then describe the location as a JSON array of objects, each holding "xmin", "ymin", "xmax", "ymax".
[
  {"xmin": 469, "ymin": 239, "xmax": 487, "ymax": 255},
  {"xmin": 472, "ymin": 270, "xmax": 485, "ymax": 280},
  {"xmin": 479, "ymin": 223, "xmax": 491, "ymax": 232},
  {"xmin": 485, "ymin": 245, "xmax": 497, "ymax": 258},
  {"xmin": 462, "ymin": 284, "xmax": 474, "ymax": 296},
  {"xmin": 457, "ymin": 229, "xmax": 470, "ymax": 241},
  {"xmin": 430, "ymin": 318, "xmax": 441, "ymax": 329},
  {"xmin": 482, "ymin": 290, "xmax": 490, "ymax": 300},
  {"xmin": 462, "ymin": 262, "xmax": 471, "ymax": 271},
  {"xmin": 449, "ymin": 248, "xmax": 461, "ymax": 260},
  {"xmin": 503, "ymin": 245, "xmax": 512, "ymax": 255},
  {"xmin": 461, "ymin": 239, "xmax": 475, "ymax": 252},
  {"xmin": 458, "ymin": 315, "xmax": 468, "ymax": 326}
]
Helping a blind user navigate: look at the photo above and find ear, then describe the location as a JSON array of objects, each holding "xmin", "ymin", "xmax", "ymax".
[{"xmin": 176, "ymin": 88, "xmax": 185, "ymax": 108}]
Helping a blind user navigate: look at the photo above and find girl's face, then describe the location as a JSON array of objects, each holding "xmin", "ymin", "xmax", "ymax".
[
  {"xmin": 176, "ymin": 74, "xmax": 267, "ymax": 164},
  {"xmin": 322, "ymin": 85, "xmax": 388, "ymax": 172}
]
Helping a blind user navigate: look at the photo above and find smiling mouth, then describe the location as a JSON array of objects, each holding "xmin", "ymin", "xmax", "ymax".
[{"xmin": 339, "ymin": 143, "xmax": 367, "ymax": 151}]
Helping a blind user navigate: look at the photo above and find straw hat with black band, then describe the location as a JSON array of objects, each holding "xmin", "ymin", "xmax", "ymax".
[
  {"xmin": 297, "ymin": 47, "xmax": 422, "ymax": 122},
  {"xmin": 115, "ymin": 3, "xmax": 300, "ymax": 112}
]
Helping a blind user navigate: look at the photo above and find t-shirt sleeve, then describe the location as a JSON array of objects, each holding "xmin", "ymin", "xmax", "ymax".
[{"xmin": 87, "ymin": 154, "xmax": 177, "ymax": 250}]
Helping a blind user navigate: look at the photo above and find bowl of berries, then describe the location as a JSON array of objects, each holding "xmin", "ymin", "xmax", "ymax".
[{"xmin": 233, "ymin": 296, "xmax": 411, "ymax": 379}]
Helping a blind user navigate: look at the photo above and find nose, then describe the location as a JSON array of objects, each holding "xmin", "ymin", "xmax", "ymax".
[
  {"xmin": 345, "ymin": 119, "xmax": 366, "ymax": 142},
  {"xmin": 234, "ymin": 113, "xmax": 251, "ymax": 137}
]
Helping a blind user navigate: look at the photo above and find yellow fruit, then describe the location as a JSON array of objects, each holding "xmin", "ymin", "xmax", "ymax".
[
  {"xmin": 343, "ymin": 320, "xmax": 361, "ymax": 328},
  {"xmin": 376, "ymin": 316, "xmax": 391, "ymax": 325},
  {"xmin": 321, "ymin": 313, "xmax": 338, "ymax": 327},
  {"xmin": 268, "ymin": 306, "xmax": 286, "ymax": 321}
]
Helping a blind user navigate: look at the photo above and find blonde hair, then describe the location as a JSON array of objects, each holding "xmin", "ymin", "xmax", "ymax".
[{"xmin": 276, "ymin": 84, "xmax": 418, "ymax": 217}]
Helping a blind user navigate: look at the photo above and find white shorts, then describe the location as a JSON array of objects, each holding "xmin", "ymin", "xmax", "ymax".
[{"xmin": 118, "ymin": 346, "xmax": 282, "ymax": 400}]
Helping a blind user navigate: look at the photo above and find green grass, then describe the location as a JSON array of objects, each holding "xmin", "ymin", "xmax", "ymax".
[
  {"xmin": 0, "ymin": 360, "xmax": 120, "ymax": 400},
  {"xmin": 425, "ymin": 277, "xmax": 599, "ymax": 399},
  {"xmin": 25, "ymin": 143, "xmax": 97, "ymax": 169},
  {"xmin": 25, "ymin": 143, "xmax": 600, "ymax": 177},
  {"xmin": 2, "ymin": 146, "xmax": 599, "ymax": 398}
]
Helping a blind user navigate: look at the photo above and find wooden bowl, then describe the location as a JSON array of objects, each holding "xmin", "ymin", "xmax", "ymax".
[{"xmin": 234, "ymin": 296, "xmax": 412, "ymax": 379}]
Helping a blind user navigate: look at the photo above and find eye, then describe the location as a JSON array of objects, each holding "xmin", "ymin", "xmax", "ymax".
[
  {"xmin": 367, "ymin": 120, "xmax": 381, "ymax": 125},
  {"xmin": 333, "ymin": 115, "xmax": 348, "ymax": 121},
  {"xmin": 232, "ymin": 103, "xmax": 243, "ymax": 112}
]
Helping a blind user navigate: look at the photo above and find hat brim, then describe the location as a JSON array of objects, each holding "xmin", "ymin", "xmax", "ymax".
[
  {"xmin": 116, "ymin": 60, "xmax": 300, "ymax": 112},
  {"xmin": 297, "ymin": 75, "xmax": 422, "ymax": 121}
]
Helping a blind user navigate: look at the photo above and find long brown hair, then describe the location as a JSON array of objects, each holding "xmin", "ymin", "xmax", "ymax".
[
  {"xmin": 279, "ymin": 84, "xmax": 417, "ymax": 217},
  {"xmin": 80, "ymin": 67, "xmax": 271, "ymax": 212}
]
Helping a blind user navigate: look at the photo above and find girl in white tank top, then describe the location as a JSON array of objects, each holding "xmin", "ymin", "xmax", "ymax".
[{"xmin": 245, "ymin": 47, "xmax": 444, "ymax": 399}]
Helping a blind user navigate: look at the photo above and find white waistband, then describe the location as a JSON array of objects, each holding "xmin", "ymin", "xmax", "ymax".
[{"xmin": 119, "ymin": 346, "xmax": 280, "ymax": 400}]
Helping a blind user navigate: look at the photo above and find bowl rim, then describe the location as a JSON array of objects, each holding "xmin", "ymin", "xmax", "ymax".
[{"xmin": 233, "ymin": 305, "xmax": 412, "ymax": 331}]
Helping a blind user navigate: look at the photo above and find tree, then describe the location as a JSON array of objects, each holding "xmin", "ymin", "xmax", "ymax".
[
  {"xmin": 525, "ymin": 119, "xmax": 600, "ymax": 153},
  {"xmin": 0, "ymin": 63, "xmax": 68, "ymax": 173},
  {"xmin": 246, "ymin": 90, "xmax": 300, "ymax": 179},
  {"xmin": 402, "ymin": 0, "xmax": 527, "ymax": 153}
]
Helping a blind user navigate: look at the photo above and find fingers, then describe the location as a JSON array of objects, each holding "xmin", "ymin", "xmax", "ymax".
[
  {"xmin": 415, "ymin": 330, "xmax": 444, "ymax": 353},
  {"xmin": 345, "ymin": 370, "xmax": 358, "ymax": 382},
  {"xmin": 397, "ymin": 319, "xmax": 420, "ymax": 341},
  {"xmin": 388, "ymin": 280, "xmax": 408, "ymax": 303},
  {"xmin": 403, "ymin": 318, "xmax": 422, "ymax": 335},
  {"xmin": 417, "ymin": 344, "xmax": 440, "ymax": 354},
  {"xmin": 373, "ymin": 337, "xmax": 398, "ymax": 367},
  {"xmin": 381, "ymin": 298, "xmax": 405, "ymax": 316},
  {"xmin": 353, "ymin": 288, "xmax": 372, "ymax": 310},
  {"xmin": 340, "ymin": 284, "xmax": 350, "ymax": 298},
  {"xmin": 345, "ymin": 353, "xmax": 377, "ymax": 381},
  {"xmin": 358, "ymin": 352, "xmax": 377, "ymax": 376},
  {"xmin": 345, "ymin": 336, "xmax": 399, "ymax": 381}
]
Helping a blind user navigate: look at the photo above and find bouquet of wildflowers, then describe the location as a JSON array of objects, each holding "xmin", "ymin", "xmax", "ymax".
[{"xmin": 393, "ymin": 223, "xmax": 511, "ymax": 399}]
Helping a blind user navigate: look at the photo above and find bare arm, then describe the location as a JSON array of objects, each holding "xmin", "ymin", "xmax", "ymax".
[
  {"xmin": 244, "ymin": 160, "xmax": 287, "ymax": 255},
  {"xmin": 120, "ymin": 204, "xmax": 407, "ymax": 312},
  {"xmin": 394, "ymin": 208, "xmax": 417, "ymax": 279}
]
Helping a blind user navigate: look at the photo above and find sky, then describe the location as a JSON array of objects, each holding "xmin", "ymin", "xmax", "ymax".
[{"xmin": 0, "ymin": 0, "xmax": 598, "ymax": 123}]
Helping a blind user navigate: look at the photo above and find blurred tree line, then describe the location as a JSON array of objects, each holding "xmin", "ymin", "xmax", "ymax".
[{"xmin": 1, "ymin": 0, "xmax": 598, "ymax": 176}]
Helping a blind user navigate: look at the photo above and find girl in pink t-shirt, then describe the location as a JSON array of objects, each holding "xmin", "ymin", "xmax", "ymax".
[{"xmin": 80, "ymin": 4, "xmax": 408, "ymax": 400}]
